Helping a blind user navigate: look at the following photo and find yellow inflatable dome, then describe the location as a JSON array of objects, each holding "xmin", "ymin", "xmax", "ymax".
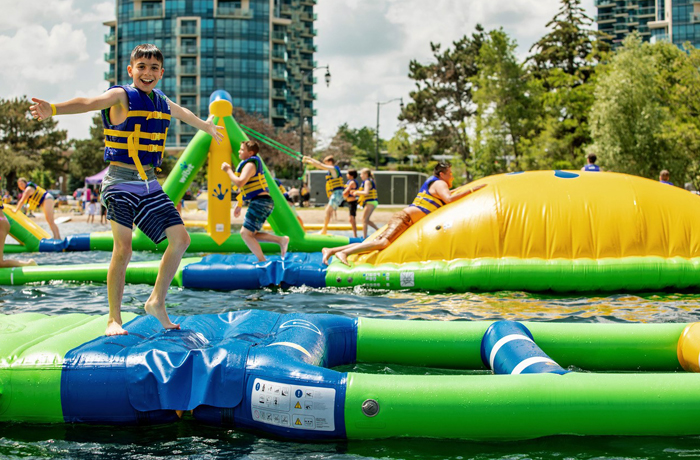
[{"xmin": 328, "ymin": 171, "xmax": 700, "ymax": 292}]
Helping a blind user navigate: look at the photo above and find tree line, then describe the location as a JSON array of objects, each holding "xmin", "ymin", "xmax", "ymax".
[{"xmin": 2, "ymin": 0, "xmax": 699, "ymax": 192}]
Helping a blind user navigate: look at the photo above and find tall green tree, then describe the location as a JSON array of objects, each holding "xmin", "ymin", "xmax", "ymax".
[
  {"xmin": 657, "ymin": 44, "xmax": 700, "ymax": 188},
  {"xmin": 472, "ymin": 29, "xmax": 539, "ymax": 173},
  {"xmin": 526, "ymin": 0, "xmax": 609, "ymax": 169},
  {"xmin": 400, "ymin": 25, "xmax": 485, "ymax": 175},
  {"xmin": 0, "ymin": 97, "xmax": 67, "ymax": 189},
  {"xmin": 589, "ymin": 34, "xmax": 688, "ymax": 181},
  {"xmin": 322, "ymin": 123, "xmax": 377, "ymax": 168}
]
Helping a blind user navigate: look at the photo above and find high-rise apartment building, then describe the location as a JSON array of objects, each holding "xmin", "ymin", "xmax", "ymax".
[
  {"xmin": 104, "ymin": 0, "xmax": 317, "ymax": 147},
  {"xmin": 596, "ymin": 0, "xmax": 700, "ymax": 50}
]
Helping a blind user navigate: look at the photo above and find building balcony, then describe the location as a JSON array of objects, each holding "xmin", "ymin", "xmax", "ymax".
[
  {"xmin": 180, "ymin": 65, "xmax": 198, "ymax": 75},
  {"xmin": 613, "ymin": 23, "xmax": 629, "ymax": 33},
  {"xmin": 104, "ymin": 70, "xmax": 116, "ymax": 81},
  {"xmin": 691, "ymin": 12, "xmax": 700, "ymax": 23},
  {"xmin": 216, "ymin": 6, "xmax": 253, "ymax": 19},
  {"xmin": 178, "ymin": 85, "xmax": 198, "ymax": 94},
  {"xmin": 637, "ymin": 6, "xmax": 655, "ymax": 17},
  {"xmin": 272, "ymin": 31, "xmax": 286, "ymax": 42},
  {"xmin": 104, "ymin": 51, "xmax": 115, "ymax": 63},
  {"xmin": 271, "ymin": 108, "xmax": 286, "ymax": 118},
  {"xmin": 272, "ymin": 52, "xmax": 286, "ymax": 61},
  {"xmin": 132, "ymin": 6, "xmax": 163, "ymax": 19},
  {"xmin": 177, "ymin": 45, "xmax": 199, "ymax": 55},
  {"xmin": 177, "ymin": 25, "xmax": 198, "ymax": 35},
  {"xmin": 596, "ymin": 14, "xmax": 615, "ymax": 23},
  {"xmin": 272, "ymin": 88, "xmax": 287, "ymax": 99},
  {"xmin": 104, "ymin": 33, "xmax": 116, "ymax": 44},
  {"xmin": 594, "ymin": 0, "xmax": 614, "ymax": 7},
  {"xmin": 272, "ymin": 70, "xmax": 287, "ymax": 80}
]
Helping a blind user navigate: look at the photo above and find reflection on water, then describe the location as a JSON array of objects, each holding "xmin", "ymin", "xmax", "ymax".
[{"xmin": 2, "ymin": 223, "xmax": 700, "ymax": 459}]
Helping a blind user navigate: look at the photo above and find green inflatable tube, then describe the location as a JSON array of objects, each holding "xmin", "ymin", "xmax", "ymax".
[{"xmin": 326, "ymin": 256, "xmax": 700, "ymax": 293}]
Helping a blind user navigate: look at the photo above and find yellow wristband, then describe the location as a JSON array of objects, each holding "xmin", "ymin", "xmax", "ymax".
[{"xmin": 50, "ymin": 104, "xmax": 57, "ymax": 117}]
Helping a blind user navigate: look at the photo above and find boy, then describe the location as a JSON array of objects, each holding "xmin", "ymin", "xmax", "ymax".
[
  {"xmin": 322, "ymin": 162, "xmax": 487, "ymax": 265},
  {"xmin": 29, "ymin": 44, "xmax": 224, "ymax": 336},
  {"xmin": 302, "ymin": 155, "xmax": 344, "ymax": 234},
  {"xmin": 581, "ymin": 153, "xmax": 601, "ymax": 172},
  {"xmin": 343, "ymin": 169, "xmax": 360, "ymax": 238},
  {"xmin": 15, "ymin": 178, "xmax": 61, "ymax": 239},
  {"xmin": 222, "ymin": 140, "xmax": 289, "ymax": 262}
]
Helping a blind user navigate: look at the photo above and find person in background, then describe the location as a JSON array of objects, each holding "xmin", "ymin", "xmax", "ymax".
[
  {"xmin": 300, "ymin": 183, "xmax": 311, "ymax": 207},
  {"xmin": 351, "ymin": 168, "xmax": 380, "ymax": 239},
  {"xmin": 321, "ymin": 162, "xmax": 487, "ymax": 265},
  {"xmin": 87, "ymin": 196, "xmax": 98, "ymax": 224},
  {"xmin": 659, "ymin": 170, "xmax": 674, "ymax": 186},
  {"xmin": 0, "ymin": 202, "xmax": 36, "ymax": 268},
  {"xmin": 221, "ymin": 140, "xmax": 289, "ymax": 262},
  {"xmin": 15, "ymin": 178, "xmax": 61, "ymax": 240},
  {"xmin": 82, "ymin": 186, "xmax": 91, "ymax": 212},
  {"xmin": 302, "ymin": 155, "xmax": 344, "ymax": 234},
  {"xmin": 343, "ymin": 169, "xmax": 360, "ymax": 238},
  {"xmin": 582, "ymin": 153, "xmax": 601, "ymax": 172},
  {"xmin": 2, "ymin": 190, "xmax": 12, "ymax": 205}
]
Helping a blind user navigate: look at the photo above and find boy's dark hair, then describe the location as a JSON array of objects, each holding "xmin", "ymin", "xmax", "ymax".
[
  {"xmin": 243, "ymin": 140, "xmax": 260, "ymax": 155},
  {"xmin": 347, "ymin": 169, "xmax": 358, "ymax": 178},
  {"xmin": 587, "ymin": 153, "xmax": 597, "ymax": 164},
  {"xmin": 434, "ymin": 161, "xmax": 451, "ymax": 177},
  {"xmin": 130, "ymin": 44, "xmax": 164, "ymax": 66},
  {"xmin": 323, "ymin": 155, "xmax": 336, "ymax": 165}
]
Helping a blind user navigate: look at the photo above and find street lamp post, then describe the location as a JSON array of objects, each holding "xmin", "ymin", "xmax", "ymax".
[
  {"xmin": 299, "ymin": 65, "xmax": 331, "ymax": 181},
  {"xmin": 375, "ymin": 97, "xmax": 404, "ymax": 169}
]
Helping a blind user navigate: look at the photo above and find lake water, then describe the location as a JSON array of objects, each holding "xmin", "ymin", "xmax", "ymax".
[{"xmin": 2, "ymin": 221, "xmax": 700, "ymax": 459}]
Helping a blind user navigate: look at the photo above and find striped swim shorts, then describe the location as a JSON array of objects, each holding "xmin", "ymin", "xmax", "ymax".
[
  {"xmin": 243, "ymin": 195, "xmax": 275, "ymax": 233},
  {"xmin": 101, "ymin": 166, "xmax": 183, "ymax": 244}
]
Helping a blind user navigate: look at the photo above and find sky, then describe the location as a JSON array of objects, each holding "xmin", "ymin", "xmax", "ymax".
[{"xmin": 0, "ymin": 0, "xmax": 595, "ymax": 146}]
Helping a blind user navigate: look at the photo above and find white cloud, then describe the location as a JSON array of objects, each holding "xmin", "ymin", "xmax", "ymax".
[
  {"xmin": 0, "ymin": 0, "xmax": 598, "ymax": 145},
  {"xmin": 0, "ymin": 23, "xmax": 88, "ymax": 84},
  {"xmin": 316, "ymin": 0, "xmax": 597, "ymax": 144}
]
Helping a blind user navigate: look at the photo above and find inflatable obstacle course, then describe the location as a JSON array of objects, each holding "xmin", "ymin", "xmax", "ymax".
[
  {"xmin": 2, "ymin": 90, "xmax": 357, "ymax": 254},
  {"xmin": 327, "ymin": 170, "xmax": 700, "ymax": 292},
  {"xmin": 2, "ymin": 310, "xmax": 700, "ymax": 440}
]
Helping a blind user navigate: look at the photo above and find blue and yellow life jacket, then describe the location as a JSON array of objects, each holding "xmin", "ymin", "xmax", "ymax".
[
  {"xmin": 25, "ymin": 182, "xmax": 48, "ymax": 211},
  {"xmin": 358, "ymin": 178, "xmax": 378, "ymax": 207},
  {"xmin": 583, "ymin": 164, "xmax": 600, "ymax": 172},
  {"xmin": 101, "ymin": 85, "xmax": 171, "ymax": 181},
  {"xmin": 345, "ymin": 178, "xmax": 360, "ymax": 202},
  {"xmin": 410, "ymin": 176, "xmax": 446, "ymax": 215},
  {"xmin": 325, "ymin": 166, "xmax": 344, "ymax": 198},
  {"xmin": 236, "ymin": 156, "xmax": 269, "ymax": 202}
]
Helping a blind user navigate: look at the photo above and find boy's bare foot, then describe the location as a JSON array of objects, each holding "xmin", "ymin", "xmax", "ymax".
[
  {"xmin": 106, "ymin": 320, "xmax": 128, "ymax": 336},
  {"xmin": 24, "ymin": 259, "xmax": 37, "ymax": 267},
  {"xmin": 144, "ymin": 301, "xmax": 181, "ymax": 331},
  {"xmin": 280, "ymin": 236, "xmax": 289, "ymax": 258},
  {"xmin": 321, "ymin": 247, "xmax": 332, "ymax": 265},
  {"xmin": 336, "ymin": 251, "xmax": 349, "ymax": 266}
]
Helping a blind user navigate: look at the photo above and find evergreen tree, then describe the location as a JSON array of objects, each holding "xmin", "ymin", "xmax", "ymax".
[
  {"xmin": 473, "ymin": 29, "xmax": 538, "ymax": 172},
  {"xmin": 526, "ymin": 0, "xmax": 609, "ymax": 169},
  {"xmin": 400, "ymin": 25, "xmax": 485, "ymax": 176}
]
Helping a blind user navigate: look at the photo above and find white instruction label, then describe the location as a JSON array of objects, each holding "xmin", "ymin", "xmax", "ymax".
[
  {"xmin": 400, "ymin": 271, "xmax": 415, "ymax": 287},
  {"xmin": 251, "ymin": 378, "xmax": 336, "ymax": 431}
]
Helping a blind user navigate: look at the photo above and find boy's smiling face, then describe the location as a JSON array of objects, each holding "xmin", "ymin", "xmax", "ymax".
[{"xmin": 127, "ymin": 56, "xmax": 164, "ymax": 93}]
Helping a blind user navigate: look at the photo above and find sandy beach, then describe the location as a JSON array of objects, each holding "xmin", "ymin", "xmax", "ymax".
[{"xmin": 33, "ymin": 203, "xmax": 405, "ymax": 228}]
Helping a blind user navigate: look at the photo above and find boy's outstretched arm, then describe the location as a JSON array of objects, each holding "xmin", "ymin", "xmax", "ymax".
[
  {"xmin": 302, "ymin": 156, "xmax": 334, "ymax": 171},
  {"xmin": 29, "ymin": 88, "xmax": 128, "ymax": 121},
  {"xmin": 169, "ymin": 101, "xmax": 224, "ymax": 144}
]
